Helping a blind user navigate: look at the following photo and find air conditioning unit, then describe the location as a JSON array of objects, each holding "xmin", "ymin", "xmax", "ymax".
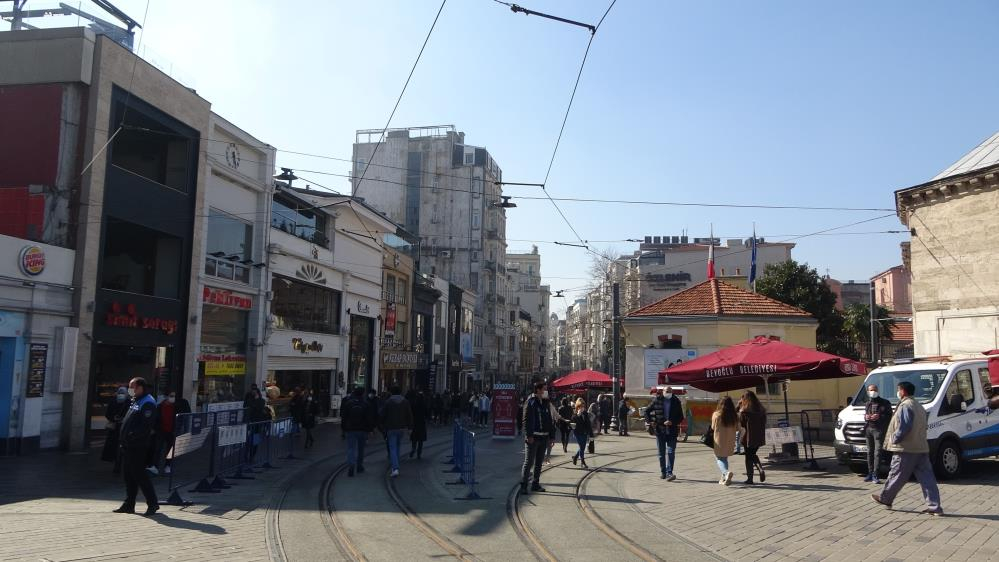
[{"xmin": 439, "ymin": 250, "xmax": 452, "ymax": 258}]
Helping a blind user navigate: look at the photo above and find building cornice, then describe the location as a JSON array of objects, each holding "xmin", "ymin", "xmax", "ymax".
[{"xmin": 895, "ymin": 163, "xmax": 999, "ymax": 226}]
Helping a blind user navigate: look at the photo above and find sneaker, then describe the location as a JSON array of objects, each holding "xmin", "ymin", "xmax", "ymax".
[
  {"xmin": 390, "ymin": 469, "xmax": 399, "ymax": 478},
  {"xmin": 921, "ymin": 508, "xmax": 944, "ymax": 516},
  {"xmin": 719, "ymin": 477, "xmax": 726, "ymax": 485},
  {"xmin": 163, "ymin": 465, "xmax": 172, "ymax": 475},
  {"xmin": 666, "ymin": 474, "xmax": 676, "ymax": 482},
  {"xmin": 724, "ymin": 471, "xmax": 734, "ymax": 486},
  {"xmin": 863, "ymin": 474, "xmax": 874, "ymax": 482},
  {"xmin": 871, "ymin": 494, "xmax": 892, "ymax": 509},
  {"xmin": 660, "ymin": 473, "xmax": 667, "ymax": 479},
  {"xmin": 112, "ymin": 506, "xmax": 135, "ymax": 514},
  {"xmin": 145, "ymin": 466, "xmax": 158, "ymax": 476},
  {"xmin": 872, "ymin": 477, "xmax": 881, "ymax": 485},
  {"xmin": 743, "ymin": 479, "xmax": 755, "ymax": 485},
  {"xmin": 572, "ymin": 454, "xmax": 578, "ymax": 466}
]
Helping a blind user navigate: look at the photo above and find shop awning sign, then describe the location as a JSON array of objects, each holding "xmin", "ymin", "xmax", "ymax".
[
  {"xmin": 203, "ymin": 287, "xmax": 252, "ymax": 310},
  {"xmin": 381, "ymin": 349, "xmax": 424, "ymax": 370}
]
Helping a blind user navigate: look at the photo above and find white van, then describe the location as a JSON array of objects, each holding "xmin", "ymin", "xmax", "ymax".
[{"xmin": 834, "ymin": 358, "xmax": 998, "ymax": 479}]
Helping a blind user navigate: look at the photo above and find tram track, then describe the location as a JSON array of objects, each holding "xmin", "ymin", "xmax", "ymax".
[{"xmin": 507, "ymin": 444, "xmax": 660, "ymax": 562}]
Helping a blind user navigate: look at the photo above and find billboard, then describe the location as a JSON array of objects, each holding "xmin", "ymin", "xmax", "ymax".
[{"xmin": 644, "ymin": 348, "xmax": 698, "ymax": 389}]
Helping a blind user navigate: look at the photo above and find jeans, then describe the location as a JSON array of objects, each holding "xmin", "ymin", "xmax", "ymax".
[
  {"xmin": 880, "ymin": 452, "xmax": 941, "ymax": 510},
  {"xmin": 345, "ymin": 431, "xmax": 367, "ymax": 469},
  {"xmin": 386, "ymin": 429, "xmax": 404, "ymax": 471},
  {"xmin": 575, "ymin": 434, "xmax": 588, "ymax": 462},
  {"xmin": 866, "ymin": 427, "xmax": 885, "ymax": 475},
  {"xmin": 656, "ymin": 431, "xmax": 677, "ymax": 476},
  {"xmin": 521, "ymin": 437, "xmax": 548, "ymax": 486},
  {"xmin": 716, "ymin": 456, "xmax": 729, "ymax": 476}
]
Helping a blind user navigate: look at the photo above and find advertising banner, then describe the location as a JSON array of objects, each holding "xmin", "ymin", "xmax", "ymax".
[
  {"xmin": 644, "ymin": 348, "xmax": 698, "ymax": 389},
  {"xmin": 26, "ymin": 343, "xmax": 47, "ymax": 398},
  {"xmin": 491, "ymin": 383, "xmax": 518, "ymax": 439}
]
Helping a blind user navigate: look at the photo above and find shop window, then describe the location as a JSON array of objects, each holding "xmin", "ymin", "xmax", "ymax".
[
  {"xmin": 206, "ymin": 209, "xmax": 252, "ymax": 283},
  {"xmin": 271, "ymin": 275, "xmax": 342, "ymax": 334},
  {"xmin": 101, "ymin": 218, "xmax": 182, "ymax": 298},
  {"xmin": 197, "ymin": 305, "xmax": 249, "ymax": 405},
  {"xmin": 110, "ymin": 103, "xmax": 193, "ymax": 192},
  {"xmin": 271, "ymin": 193, "xmax": 328, "ymax": 247}
]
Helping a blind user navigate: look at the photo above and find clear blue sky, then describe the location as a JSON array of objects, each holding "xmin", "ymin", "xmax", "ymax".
[{"xmin": 26, "ymin": 0, "xmax": 999, "ymax": 313}]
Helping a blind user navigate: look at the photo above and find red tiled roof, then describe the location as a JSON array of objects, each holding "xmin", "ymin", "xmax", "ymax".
[
  {"xmin": 626, "ymin": 279, "xmax": 813, "ymax": 318},
  {"xmin": 887, "ymin": 321, "xmax": 913, "ymax": 341}
]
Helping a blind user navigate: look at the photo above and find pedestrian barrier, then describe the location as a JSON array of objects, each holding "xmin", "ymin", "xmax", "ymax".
[
  {"xmin": 443, "ymin": 421, "xmax": 482, "ymax": 500},
  {"xmin": 763, "ymin": 411, "xmax": 820, "ymax": 469}
]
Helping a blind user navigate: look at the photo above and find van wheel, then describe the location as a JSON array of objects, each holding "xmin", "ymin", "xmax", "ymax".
[{"xmin": 933, "ymin": 439, "xmax": 962, "ymax": 480}]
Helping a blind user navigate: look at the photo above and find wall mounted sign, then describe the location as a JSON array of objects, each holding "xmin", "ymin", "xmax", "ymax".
[
  {"xmin": 292, "ymin": 337, "xmax": 324, "ymax": 353},
  {"xmin": 19, "ymin": 245, "xmax": 45, "ymax": 276},
  {"xmin": 199, "ymin": 353, "xmax": 247, "ymax": 376},
  {"xmin": 203, "ymin": 287, "xmax": 252, "ymax": 310},
  {"xmin": 296, "ymin": 263, "xmax": 327, "ymax": 285},
  {"xmin": 380, "ymin": 349, "xmax": 424, "ymax": 370},
  {"xmin": 384, "ymin": 303, "xmax": 397, "ymax": 337},
  {"xmin": 104, "ymin": 302, "xmax": 179, "ymax": 335},
  {"xmin": 26, "ymin": 343, "xmax": 47, "ymax": 397},
  {"xmin": 355, "ymin": 300, "xmax": 371, "ymax": 315}
]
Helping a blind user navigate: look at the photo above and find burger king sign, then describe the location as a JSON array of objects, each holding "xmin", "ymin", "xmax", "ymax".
[{"xmin": 19, "ymin": 245, "xmax": 45, "ymax": 276}]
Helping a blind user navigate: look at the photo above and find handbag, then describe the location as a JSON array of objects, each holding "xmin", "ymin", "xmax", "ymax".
[{"xmin": 700, "ymin": 426, "xmax": 715, "ymax": 448}]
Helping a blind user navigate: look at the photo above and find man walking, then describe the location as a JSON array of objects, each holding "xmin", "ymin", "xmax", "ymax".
[
  {"xmin": 646, "ymin": 386, "xmax": 684, "ymax": 481},
  {"xmin": 114, "ymin": 377, "xmax": 159, "ymax": 516},
  {"xmin": 872, "ymin": 382, "xmax": 943, "ymax": 515},
  {"xmin": 863, "ymin": 383, "xmax": 892, "ymax": 483},
  {"xmin": 599, "ymin": 395, "xmax": 612, "ymax": 434},
  {"xmin": 342, "ymin": 387, "xmax": 374, "ymax": 477},
  {"xmin": 520, "ymin": 381, "xmax": 554, "ymax": 494},
  {"xmin": 380, "ymin": 386, "xmax": 413, "ymax": 477}
]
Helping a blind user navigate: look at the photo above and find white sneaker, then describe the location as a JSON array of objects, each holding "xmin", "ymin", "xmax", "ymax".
[
  {"xmin": 163, "ymin": 466, "xmax": 172, "ymax": 475},
  {"xmin": 391, "ymin": 469, "xmax": 400, "ymax": 478},
  {"xmin": 719, "ymin": 476, "xmax": 726, "ymax": 485},
  {"xmin": 146, "ymin": 466, "xmax": 158, "ymax": 476},
  {"xmin": 724, "ymin": 471, "xmax": 734, "ymax": 486}
]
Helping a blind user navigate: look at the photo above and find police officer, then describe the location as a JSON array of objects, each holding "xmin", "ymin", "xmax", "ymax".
[{"xmin": 114, "ymin": 377, "xmax": 160, "ymax": 516}]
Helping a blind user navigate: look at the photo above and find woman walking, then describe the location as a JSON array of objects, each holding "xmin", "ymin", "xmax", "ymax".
[
  {"xmin": 303, "ymin": 389, "xmax": 320, "ymax": 449},
  {"xmin": 738, "ymin": 390, "xmax": 767, "ymax": 484},
  {"xmin": 557, "ymin": 398, "xmax": 573, "ymax": 453},
  {"xmin": 543, "ymin": 395, "xmax": 560, "ymax": 464},
  {"xmin": 711, "ymin": 396, "xmax": 738, "ymax": 485},
  {"xmin": 571, "ymin": 399, "xmax": 593, "ymax": 468},
  {"xmin": 408, "ymin": 390, "xmax": 428, "ymax": 459}
]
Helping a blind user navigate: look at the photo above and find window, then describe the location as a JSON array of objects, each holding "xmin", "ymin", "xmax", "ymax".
[
  {"xmin": 396, "ymin": 277, "xmax": 408, "ymax": 305},
  {"xmin": 470, "ymin": 272, "xmax": 478, "ymax": 288},
  {"xmin": 205, "ymin": 209, "xmax": 252, "ymax": 283},
  {"xmin": 101, "ymin": 218, "xmax": 182, "ymax": 298},
  {"xmin": 472, "ymin": 212, "xmax": 480, "ymax": 229},
  {"xmin": 979, "ymin": 367, "xmax": 994, "ymax": 398},
  {"xmin": 471, "ymin": 251, "xmax": 480, "ymax": 262},
  {"xmin": 464, "ymin": 152, "xmax": 474, "ymax": 165},
  {"xmin": 271, "ymin": 275, "xmax": 341, "ymax": 334},
  {"xmin": 755, "ymin": 382, "xmax": 783, "ymax": 396},
  {"xmin": 941, "ymin": 369, "xmax": 975, "ymax": 414},
  {"xmin": 472, "ymin": 176, "xmax": 482, "ymax": 198},
  {"xmin": 110, "ymin": 103, "xmax": 193, "ymax": 192},
  {"xmin": 510, "ymin": 310, "xmax": 516, "ymax": 323},
  {"xmin": 271, "ymin": 194, "xmax": 328, "ymax": 247},
  {"xmin": 509, "ymin": 335, "xmax": 516, "ymax": 352},
  {"xmin": 433, "ymin": 175, "xmax": 440, "ymax": 192},
  {"xmin": 385, "ymin": 273, "xmax": 397, "ymax": 302}
]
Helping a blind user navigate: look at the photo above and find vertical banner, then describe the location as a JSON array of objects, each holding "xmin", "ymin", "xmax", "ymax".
[{"xmin": 491, "ymin": 383, "xmax": 517, "ymax": 439}]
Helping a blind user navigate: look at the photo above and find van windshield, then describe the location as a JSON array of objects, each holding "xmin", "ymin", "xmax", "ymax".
[{"xmin": 852, "ymin": 369, "xmax": 948, "ymax": 407}]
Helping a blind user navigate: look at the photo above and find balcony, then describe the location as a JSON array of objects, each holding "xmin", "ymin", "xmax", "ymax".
[
  {"xmin": 483, "ymin": 260, "xmax": 496, "ymax": 272},
  {"xmin": 485, "ymin": 228, "xmax": 499, "ymax": 240},
  {"xmin": 382, "ymin": 290, "xmax": 408, "ymax": 305}
]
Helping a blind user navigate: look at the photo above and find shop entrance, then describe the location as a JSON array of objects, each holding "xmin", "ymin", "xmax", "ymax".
[
  {"xmin": 266, "ymin": 369, "xmax": 333, "ymax": 418},
  {"xmin": 89, "ymin": 344, "xmax": 175, "ymax": 441},
  {"xmin": 0, "ymin": 338, "xmax": 15, "ymax": 454}
]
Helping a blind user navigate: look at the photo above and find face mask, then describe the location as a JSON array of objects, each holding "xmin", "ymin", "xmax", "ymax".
[
  {"xmin": 897, "ymin": 391, "xmax": 903, "ymax": 400},
  {"xmin": 664, "ymin": 393, "xmax": 672, "ymax": 399},
  {"xmin": 127, "ymin": 388, "xmax": 136, "ymax": 398},
  {"xmin": 168, "ymin": 396, "xmax": 176, "ymax": 403},
  {"xmin": 541, "ymin": 390, "xmax": 549, "ymax": 399},
  {"xmin": 868, "ymin": 391, "xmax": 878, "ymax": 399}
]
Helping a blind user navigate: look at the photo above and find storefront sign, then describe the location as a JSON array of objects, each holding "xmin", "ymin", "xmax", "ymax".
[
  {"xmin": 646, "ymin": 272, "xmax": 692, "ymax": 290},
  {"xmin": 292, "ymin": 338, "xmax": 324, "ymax": 353},
  {"xmin": 203, "ymin": 287, "xmax": 252, "ymax": 310},
  {"xmin": 26, "ymin": 343, "xmax": 47, "ymax": 397},
  {"xmin": 427, "ymin": 361, "xmax": 438, "ymax": 392},
  {"xmin": 356, "ymin": 300, "xmax": 371, "ymax": 314},
  {"xmin": 200, "ymin": 353, "xmax": 247, "ymax": 376},
  {"xmin": 381, "ymin": 349, "xmax": 423, "ymax": 370},
  {"xmin": 491, "ymin": 383, "xmax": 517, "ymax": 439},
  {"xmin": 19, "ymin": 245, "xmax": 45, "ymax": 276},
  {"xmin": 104, "ymin": 302, "xmax": 179, "ymax": 335},
  {"xmin": 384, "ymin": 303, "xmax": 396, "ymax": 337}
]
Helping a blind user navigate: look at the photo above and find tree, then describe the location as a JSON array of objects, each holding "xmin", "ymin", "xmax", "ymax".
[
  {"xmin": 842, "ymin": 303, "xmax": 895, "ymax": 360},
  {"xmin": 754, "ymin": 260, "xmax": 851, "ymax": 356}
]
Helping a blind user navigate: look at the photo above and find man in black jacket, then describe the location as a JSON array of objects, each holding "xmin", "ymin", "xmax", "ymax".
[
  {"xmin": 520, "ymin": 381, "xmax": 554, "ymax": 494},
  {"xmin": 114, "ymin": 377, "xmax": 159, "ymax": 516},
  {"xmin": 645, "ymin": 387, "xmax": 684, "ymax": 481},
  {"xmin": 342, "ymin": 387, "xmax": 374, "ymax": 476},
  {"xmin": 864, "ymin": 383, "xmax": 893, "ymax": 484}
]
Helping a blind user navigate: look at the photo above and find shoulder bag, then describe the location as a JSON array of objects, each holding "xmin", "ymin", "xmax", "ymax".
[{"xmin": 700, "ymin": 426, "xmax": 715, "ymax": 448}]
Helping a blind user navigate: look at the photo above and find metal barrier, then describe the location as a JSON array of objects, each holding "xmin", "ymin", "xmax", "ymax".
[
  {"xmin": 799, "ymin": 408, "xmax": 840, "ymax": 445},
  {"xmin": 763, "ymin": 411, "xmax": 820, "ymax": 469},
  {"xmin": 443, "ymin": 421, "xmax": 481, "ymax": 500}
]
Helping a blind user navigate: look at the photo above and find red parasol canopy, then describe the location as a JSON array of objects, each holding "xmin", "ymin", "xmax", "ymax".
[
  {"xmin": 659, "ymin": 336, "xmax": 866, "ymax": 392},
  {"xmin": 552, "ymin": 369, "xmax": 612, "ymax": 390}
]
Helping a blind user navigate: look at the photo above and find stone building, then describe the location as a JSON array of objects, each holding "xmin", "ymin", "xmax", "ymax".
[{"xmin": 896, "ymin": 130, "xmax": 999, "ymax": 356}]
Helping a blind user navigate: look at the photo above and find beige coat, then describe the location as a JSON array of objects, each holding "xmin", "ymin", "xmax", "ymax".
[
  {"xmin": 883, "ymin": 396, "xmax": 929, "ymax": 454},
  {"xmin": 711, "ymin": 411, "xmax": 738, "ymax": 458}
]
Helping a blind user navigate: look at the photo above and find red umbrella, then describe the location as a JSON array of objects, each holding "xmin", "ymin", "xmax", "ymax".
[
  {"xmin": 659, "ymin": 336, "xmax": 866, "ymax": 392},
  {"xmin": 984, "ymin": 350, "xmax": 999, "ymax": 388},
  {"xmin": 551, "ymin": 369, "xmax": 613, "ymax": 390}
]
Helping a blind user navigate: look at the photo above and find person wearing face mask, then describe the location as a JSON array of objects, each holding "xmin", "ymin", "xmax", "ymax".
[
  {"xmin": 115, "ymin": 377, "xmax": 159, "ymax": 516},
  {"xmin": 863, "ymin": 384, "xmax": 893, "ymax": 484},
  {"xmin": 520, "ymin": 381, "xmax": 555, "ymax": 494},
  {"xmin": 645, "ymin": 386, "xmax": 685, "ymax": 481},
  {"xmin": 872, "ymin": 382, "xmax": 942, "ymax": 515},
  {"xmin": 153, "ymin": 390, "xmax": 191, "ymax": 475},
  {"xmin": 101, "ymin": 387, "xmax": 130, "ymax": 473}
]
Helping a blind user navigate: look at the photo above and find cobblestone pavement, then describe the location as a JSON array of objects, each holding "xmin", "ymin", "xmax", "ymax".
[{"xmin": 1, "ymin": 426, "xmax": 997, "ymax": 562}]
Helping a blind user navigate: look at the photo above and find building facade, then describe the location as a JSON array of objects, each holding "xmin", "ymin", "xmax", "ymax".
[
  {"xmin": 895, "ymin": 129, "xmax": 999, "ymax": 357},
  {"xmin": 871, "ymin": 264, "xmax": 912, "ymax": 314}
]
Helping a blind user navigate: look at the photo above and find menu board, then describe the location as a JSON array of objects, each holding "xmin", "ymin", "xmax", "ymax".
[{"xmin": 26, "ymin": 343, "xmax": 47, "ymax": 398}]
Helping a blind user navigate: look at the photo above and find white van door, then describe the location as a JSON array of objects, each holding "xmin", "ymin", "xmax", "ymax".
[{"xmin": 965, "ymin": 365, "xmax": 999, "ymax": 458}]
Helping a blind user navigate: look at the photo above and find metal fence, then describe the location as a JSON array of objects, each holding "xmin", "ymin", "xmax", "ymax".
[
  {"xmin": 763, "ymin": 411, "xmax": 819, "ymax": 469},
  {"xmin": 443, "ymin": 420, "xmax": 481, "ymax": 500}
]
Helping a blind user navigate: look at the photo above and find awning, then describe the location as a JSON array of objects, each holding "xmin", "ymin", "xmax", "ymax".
[{"xmin": 552, "ymin": 369, "xmax": 613, "ymax": 390}]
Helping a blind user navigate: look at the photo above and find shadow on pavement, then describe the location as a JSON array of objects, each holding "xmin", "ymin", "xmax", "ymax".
[{"xmin": 149, "ymin": 514, "xmax": 227, "ymax": 534}]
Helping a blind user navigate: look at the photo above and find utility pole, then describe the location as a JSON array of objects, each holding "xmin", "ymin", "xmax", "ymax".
[
  {"xmin": 612, "ymin": 282, "xmax": 621, "ymax": 419},
  {"xmin": 869, "ymin": 282, "xmax": 878, "ymax": 366}
]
